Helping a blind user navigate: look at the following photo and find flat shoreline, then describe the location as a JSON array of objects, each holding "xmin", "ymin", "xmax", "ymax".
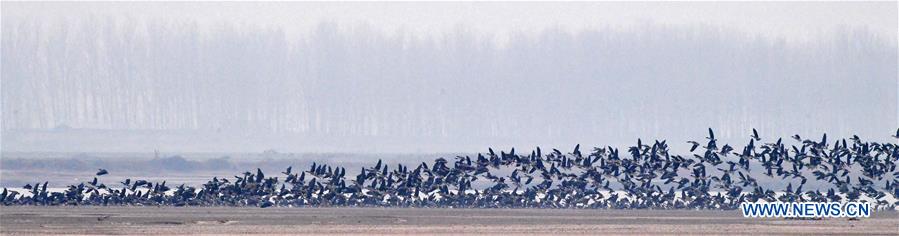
[{"xmin": 2, "ymin": 206, "xmax": 897, "ymax": 235}]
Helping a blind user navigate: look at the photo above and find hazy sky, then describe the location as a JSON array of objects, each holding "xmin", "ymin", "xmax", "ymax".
[
  {"xmin": 2, "ymin": 2, "xmax": 897, "ymax": 153},
  {"xmin": 5, "ymin": 2, "xmax": 897, "ymax": 45}
]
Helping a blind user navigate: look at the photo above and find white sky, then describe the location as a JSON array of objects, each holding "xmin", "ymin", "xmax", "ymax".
[
  {"xmin": 4, "ymin": 2, "xmax": 897, "ymax": 45},
  {"xmin": 2, "ymin": 1, "xmax": 897, "ymax": 153}
]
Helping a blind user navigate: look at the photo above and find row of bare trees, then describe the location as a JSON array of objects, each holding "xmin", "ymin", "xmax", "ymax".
[{"xmin": 2, "ymin": 17, "xmax": 896, "ymax": 144}]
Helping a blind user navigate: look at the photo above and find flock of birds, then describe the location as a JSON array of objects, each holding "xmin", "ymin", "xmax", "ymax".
[{"xmin": 3, "ymin": 129, "xmax": 899, "ymax": 210}]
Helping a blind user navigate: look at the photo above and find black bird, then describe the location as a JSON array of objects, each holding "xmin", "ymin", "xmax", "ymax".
[
  {"xmin": 687, "ymin": 141, "xmax": 700, "ymax": 152},
  {"xmin": 2, "ymin": 129, "xmax": 896, "ymax": 211}
]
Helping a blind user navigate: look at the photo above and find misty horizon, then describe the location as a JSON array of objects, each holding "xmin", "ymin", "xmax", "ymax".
[{"xmin": 2, "ymin": 2, "xmax": 897, "ymax": 154}]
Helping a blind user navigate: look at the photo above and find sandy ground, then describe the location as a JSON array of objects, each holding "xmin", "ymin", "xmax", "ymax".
[{"xmin": 1, "ymin": 207, "xmax": 897, "ymax": 235}]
